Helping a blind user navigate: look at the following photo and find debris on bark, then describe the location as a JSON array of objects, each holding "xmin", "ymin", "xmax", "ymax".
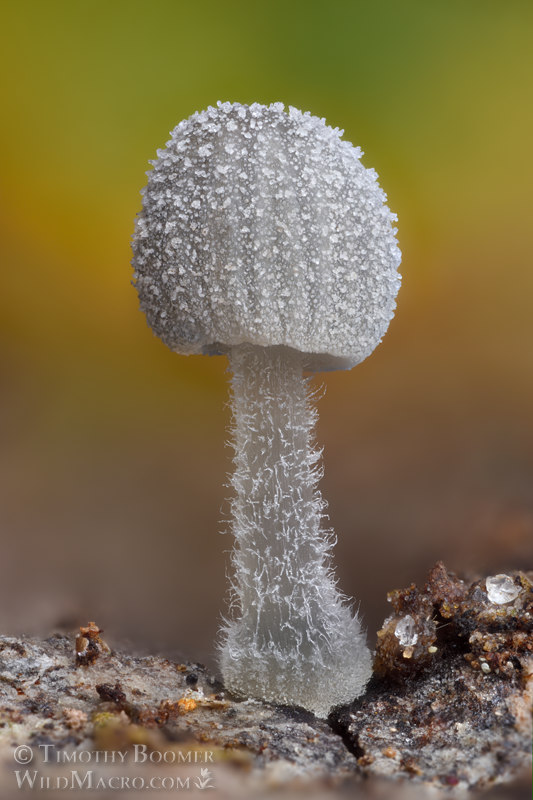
[
  {"xmin": 75, "ymin": 621, "xmax": 110, "ymax": 667},
  {"xmin": 333, "ymin": 563, "xmax": 532, "ymax": 794},
  {"xmin": 0, "ymin": 564, "xmax": 530, "ymax": 798}
]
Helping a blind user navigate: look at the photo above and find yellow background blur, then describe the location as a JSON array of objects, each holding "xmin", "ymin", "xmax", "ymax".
[{"xmin": 1, "ymin": 0, "xmax": 532, "ymax": 664}]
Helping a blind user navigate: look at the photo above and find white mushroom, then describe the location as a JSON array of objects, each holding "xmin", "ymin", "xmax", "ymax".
[{"xmin": 132, "ymin": 101, "xmax": 401, "ymax": 718}]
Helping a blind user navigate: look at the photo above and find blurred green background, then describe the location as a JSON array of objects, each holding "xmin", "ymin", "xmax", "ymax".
[{"xmin": 1, "ymin": 0, "xmax": 532, "ymax": 665}]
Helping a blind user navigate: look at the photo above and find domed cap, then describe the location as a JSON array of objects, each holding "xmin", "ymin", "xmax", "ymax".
[{"xmin": 132, "ymin": 102, "xmax": 401, "ymax": 372}]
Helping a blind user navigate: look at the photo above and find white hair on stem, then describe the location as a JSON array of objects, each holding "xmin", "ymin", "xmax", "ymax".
[{"xmin": 219, "ymin": 344, "xmax": 371, "ymax": 718}]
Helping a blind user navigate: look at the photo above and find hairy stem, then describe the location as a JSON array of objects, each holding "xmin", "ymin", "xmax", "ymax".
[{"xmin": 219, "ymin": 344, "xmax": 371, "ymax": 718}]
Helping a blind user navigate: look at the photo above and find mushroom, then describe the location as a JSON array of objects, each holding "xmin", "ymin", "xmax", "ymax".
[{"xmin": 132, "ymin": 102, "xmax": 401, "ymax": 718}]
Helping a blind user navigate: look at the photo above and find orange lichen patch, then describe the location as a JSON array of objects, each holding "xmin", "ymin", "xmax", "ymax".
[
  {"xmin": 177, "ymin": 697, "xmax": 197, "ymax": 714},
  {"xmin": 383, "ymin": 747, "xmax": 398, "ymax": 759},
  {"xmin": 62, "ymin": 707, "xmax": 88, "ymax": 730},
  {"xmin": 94, "ymin": 682, "xmax": 226, "ymax": 730},
  {"xmin": 154, "ymin": 695, "xmax": 200, "ymax": 724},
  {"xmin": 156, "ymin": 699, "xmax": 181, "ymax": 723},
  {"xmin": 75, "ymin": 621, "xmax": 110, "ymax": 666}
]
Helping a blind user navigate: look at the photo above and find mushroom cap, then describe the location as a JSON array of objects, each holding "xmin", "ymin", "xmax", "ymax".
[{"xmin": 132, "ymin": 102, "xmax": 401, "ymax": 372}]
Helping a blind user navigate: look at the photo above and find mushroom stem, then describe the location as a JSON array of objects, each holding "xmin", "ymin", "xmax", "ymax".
[{"xmin": 220, "ymin": 343, "xmax": 372, "ymax": 718}]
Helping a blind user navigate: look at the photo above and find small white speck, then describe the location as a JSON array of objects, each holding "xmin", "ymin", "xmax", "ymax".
[
  {"xmin": 394, "ymin": 615, "xmax": 418, "ymax": 647},
  {"xmin": 486, "ymin": 574, "xmax": 521, "ymax": 605}
]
